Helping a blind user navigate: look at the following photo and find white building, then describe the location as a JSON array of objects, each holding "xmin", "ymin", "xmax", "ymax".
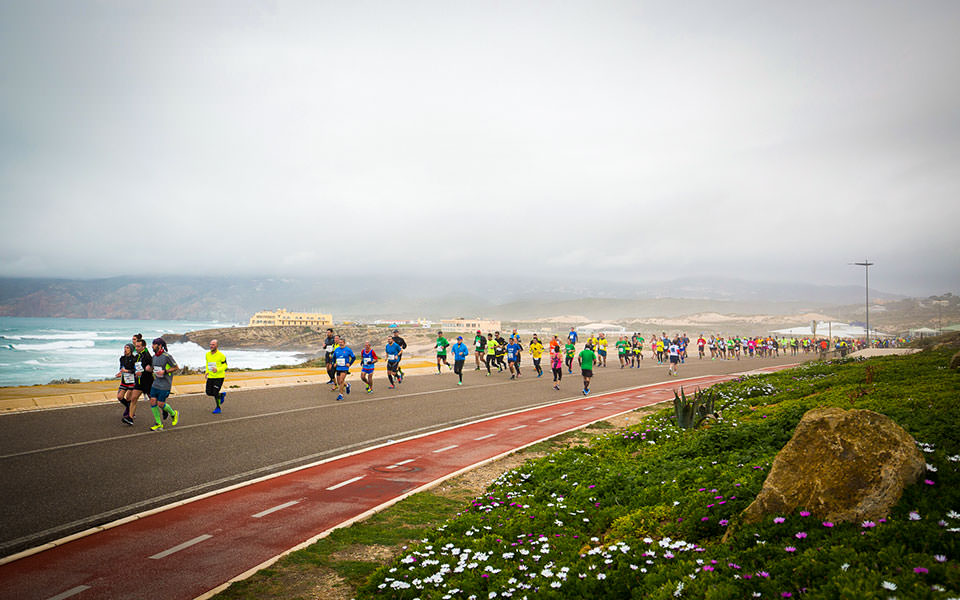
[{"xmin": 440, "ymin": 318, "xmax": 502, "ymax": 333}]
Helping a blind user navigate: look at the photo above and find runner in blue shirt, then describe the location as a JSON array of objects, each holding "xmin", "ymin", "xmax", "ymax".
[
  {"xmin": 568, "ymin": 327, "xmax": 578, "ymax": 344},
  {"xmin": 385, "ymin": 338, "xmax": 402, "ymax": 389},
  {"xmin": 332, "ymin": 340, "xmax": 356, "ymax": 401},
  {"xmin": 359, "ymin": 341, "xmax": 378, "ymax": 394},
  {"xmin": 506, "ymin": 337, "xmax": 522, "ymax": 380},
  {"xmin": 451, "ymin": 336, "xmax": 470, "ymax": 386}
]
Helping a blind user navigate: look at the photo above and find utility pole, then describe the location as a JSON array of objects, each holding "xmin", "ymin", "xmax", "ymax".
[{"xmin": 852, "ymin": 260, "xmax": 874, "ymax": 347}]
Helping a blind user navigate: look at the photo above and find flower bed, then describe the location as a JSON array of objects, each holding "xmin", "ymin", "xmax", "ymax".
[{"xmin": 359, "ymin": 351, "xmax": 960, "ymax": 599}]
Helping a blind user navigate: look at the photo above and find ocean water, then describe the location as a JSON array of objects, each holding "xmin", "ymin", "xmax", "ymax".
[{"xmin": 0, "ymin": 317, "xmax": 307, "ymax": 387}]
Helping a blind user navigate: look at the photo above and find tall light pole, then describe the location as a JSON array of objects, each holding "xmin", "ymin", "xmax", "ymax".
[{"xmin": 852, "ymin": 260, "xmax": 874, "ymax": 347}]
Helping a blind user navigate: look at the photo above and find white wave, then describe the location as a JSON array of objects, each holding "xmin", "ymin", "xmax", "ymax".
[
  {"xmin": 3, "ymin": 331, "xmax": 100, "ymax": 341},
  {"xmin": 11, "ymin": 340, "xmax": 96, "ymax": 351},
  {"xmin": 166, "ymin": 342, "xmax": 304, "ymax": 370}
]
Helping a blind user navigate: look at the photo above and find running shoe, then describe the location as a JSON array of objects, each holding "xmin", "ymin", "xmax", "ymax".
[
  {"xmin": 537, "ymin": 372, "xmax": 541, "ymax": 377},
  {"xmin": 475, "ymin": 366, "xmax": 481, "ymax": 371},
  {"xmin": 150, "ymin": 423, "xmax": 163, "ymax": 431},
  {"xmin": 510, "ymin": 375, "xmax": 515, "ymax": 380},
  {"xmin": 553, "ymin": 384, "xmax": 559, "ymax": 391},
  {"xmin": 346, "ymin": 383, "xmax": 351, "ymax": 395},
  {"xmin": 336, "ymin": 394, "xmax": 344, "ymax": 401},
  {"xmin": 485, "ymin": 372, "xmax": 490, "ymax": 377},
  {"xmin": 212, "ymin": 407, "xmax": 221, "ymax": 414},
  {"xmin": 388, "ymin": 384, "xmax": 395, "ymax": 389},
  {"xmin": 122, "ymin": 416, "xmax": 134, "ymax": 426},
  {"xmin": 457, "ymin": 381, "xmax": 462, "ymax": 386},
  {"xmin": 219, "ymin": 391, "xmax": 226, "ymax": 404},
  {"xmin": 326, "ymin": 379, "xmax": 335, "ymax": 384},
  {"xmin": 171, "ymin": 410, "xmax": 179, "ymax": 426},
  {"xmin": 583, "ymin": 389, "xmax": 589, "ymax": 396},
  {"xmin": 447, "ymin": 363, "xmax": 452, "ymax": 370}
]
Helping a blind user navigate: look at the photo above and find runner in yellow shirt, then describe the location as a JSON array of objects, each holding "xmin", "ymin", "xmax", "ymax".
[
  {"xmin": 205, "ymin": 339, "xmax": 228, "ymax": 414},
  {"xmin": 529, "ymin": 335, "xmax": 545, "ymax": 378}
]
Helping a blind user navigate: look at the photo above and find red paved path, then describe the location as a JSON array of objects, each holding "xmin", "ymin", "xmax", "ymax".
[{"xmin": 0, "ymin": 366, "xmax": 793, "ymax": 600}]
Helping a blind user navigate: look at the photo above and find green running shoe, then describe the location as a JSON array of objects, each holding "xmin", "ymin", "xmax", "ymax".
[
  {"xmin": 171, "ymin": 409, "xmax": 179, "ymax": 426},
  {"xmin": 151, "ymin": 423, "xmax": 164, "ymax": 431}
]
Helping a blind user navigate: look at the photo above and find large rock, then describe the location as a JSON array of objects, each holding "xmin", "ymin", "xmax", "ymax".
[
  {"xmin": 740, "ymin": 407, "xmax": 924, "ymax": 525},
  {"xmin": 950, "ymin": 350, "xmax": 960, "ymax": 370}
]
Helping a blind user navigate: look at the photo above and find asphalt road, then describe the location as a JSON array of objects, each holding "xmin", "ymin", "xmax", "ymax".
[{"xmin": 0, "ymin": 352, "xmax": 810, "ymax": 557}]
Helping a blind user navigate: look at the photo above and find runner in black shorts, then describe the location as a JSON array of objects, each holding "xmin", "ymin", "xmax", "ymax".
[
  {"xmin": 115, "ymin": 343, "xmax": 137, "ymax": 425},
  {"xmin": 130, "ymin": 337, "xmax": 153, "ymax": 424},
  {"xmin": 391, "ymin": 329, "xmax": 407, "ymax": 382},
  {"xmin": 323, "ymin": 328, "xmax": 337, "ymax": 384}
]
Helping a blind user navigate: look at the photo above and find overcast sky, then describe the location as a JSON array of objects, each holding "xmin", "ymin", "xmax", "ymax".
[{"xmin": 1, "ymin": 1, "xmax": 958, "ymax": 296}]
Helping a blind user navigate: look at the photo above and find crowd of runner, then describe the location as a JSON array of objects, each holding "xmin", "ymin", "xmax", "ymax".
[{"xmin": 112, "ymin": 326, "xmax": 903, "ymax": 429}]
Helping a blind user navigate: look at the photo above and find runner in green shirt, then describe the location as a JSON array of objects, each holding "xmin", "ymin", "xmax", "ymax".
[
  {"xmin": 435, "ymin": 331, "xmax": 451, "ymax": 374},
  {"xmin": 616, "ymin": 336, "xmax": 630, "ymax": 368},
  {"xmin": 578, "ymin": 344, "xmax": 597, "ymax": 395},
  {"xmin": 564, "ymin": 342, "xmax": 576, "ymax": 374}
]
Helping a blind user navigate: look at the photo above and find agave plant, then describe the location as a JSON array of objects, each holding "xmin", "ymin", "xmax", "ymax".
[{"xmin": 673, "ymin": 386, "xmax": 721, "ymax": 429}]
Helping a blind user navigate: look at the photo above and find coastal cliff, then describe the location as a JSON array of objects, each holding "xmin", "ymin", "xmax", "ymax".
[{"xmin": 168, "ymin": 326, "xmax": 329, "ymax": 351}]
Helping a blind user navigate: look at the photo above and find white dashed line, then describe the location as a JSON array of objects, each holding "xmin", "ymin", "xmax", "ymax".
[
  {"xmin": 508, "ymin": 425, "xmax": 527, "ymax": 431},
  {"xmin": 385, "ymin": 459, "xmax": 415, "ymax": 470},
  {"xmin": 149, "ymin": 534, "xmax": 213, "ymax": 559},
  {"xmin": 582, "ymin": 406, "xmax": 595, "ymax": 411},
  {"xmin": 560, "ymin": 412, "xmax": 574, "ymax": 416},
  {"xmin": 433, "ymin": 445, "xmax": 458, "ymax": 453},
  {"xmin": 601, "ymin": 402, "xmax": 614, "ymax": 405},
  {"xmin": 46, "ymin": 586, "xmax": 91, "ymax": 600},
  {"xmin": 252, "ymin": 500, "xmax": 300, "ymax": 519},
  {"xmin": 537, "ymin": 417, "xmax": 553, "ymax": 422},
  {"xmin": 326, "ymin": 476, "xmax": 365, "ymax": 491},
  {"xmin": 474, "ymin": 434, "xmax": 495, "ymax": 441}
]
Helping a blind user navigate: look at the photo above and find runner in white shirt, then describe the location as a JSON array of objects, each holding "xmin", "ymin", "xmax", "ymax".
[{"xmin": 667, "ymin": 339, "xmax": 681, "ymax": 376}]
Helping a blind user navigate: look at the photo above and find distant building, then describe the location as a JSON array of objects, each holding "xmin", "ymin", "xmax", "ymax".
[
  {"xmin": 440, "ymin": 318, "xmax": 502, "ymax": 333},
  {"xmin": 249, "ymin": 308, "xmax": 333, "ymax": 327}
]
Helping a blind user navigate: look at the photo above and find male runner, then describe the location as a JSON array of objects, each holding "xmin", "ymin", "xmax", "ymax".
[
  {"xmin": 385, "ymin": 336, "xmax": 402, "ymax": 388},
  {"xmin": 578, "ymin": 343, "xmax": 597, "ymax": 395},
  {"xmin": 529, "ymin": 335, "xmax": 544, "ymax": 377},
  {"xmin": 697, "ymin": 334, "xmax": 706, "ymax": 360},
  {"xmin": 149, "ymin": 338, "xmax": 179, "ymax": 431},
  {"xmin": 391, "ymin": 329, "xmax": 407, "ymax": 382},
  {"xmin": 323, "ymin": 328, "xmax": 337, "ymax": 384},
  {"xmin": 616, "ymin": 335, "xmax": 629, "ymax": 368},
  {"xmin": 332, "ymin": 338, "xmax": 356, "ymax": 401},
  {"xmin": 115, "ymin": 343, "xmax": 137, "ymax": 424},
  {"xmin": 360, "ymin": 341, "xmax": 378, "ymax": 393},
  {"xmin": 667, "ymin": 338, "xmax": 681, "ymax": 376},
  {"xmin": 506, "ymin": 336, "xmax": 522, "ymax": 379},
  {"xmin": 564, "ymin": 339, "xmax": 576, "ymax": 374},
  {"xmin": 451, "ymin": 336, "xmax": 469, "ymax": 385},
  {"xmin": 596, "ymin": 333, "xmax": 608, "ymax": 367},
  {"xmin": 473, "ymin": 330, "xmax": 486, "ymax": 370},
  {"xmin": 435, "ymin": 330, "xmax": 451, "ymax": 373},
  {"xmin": 568, "ymin": 327, "xmax": 578, "ymax": 345},
  {"xmin": 494, "ymin": 332, "xmax": 507, "ymax": 371},
  {"xmin": 128, "ymin": 337, "xmax": 152, "ymax": 424},
  {"xmin": 205, "ymin": 339, "xmax": 228, "ymax": 414},
  {"xmin": 484, "ymin": 332, "xmax": 497, "ymax": 375}
]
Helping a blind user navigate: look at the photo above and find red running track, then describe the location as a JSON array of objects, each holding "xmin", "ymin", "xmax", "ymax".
[{"xmin": 0, "ymin": 366, "xmax": 793, "ymax": 600}]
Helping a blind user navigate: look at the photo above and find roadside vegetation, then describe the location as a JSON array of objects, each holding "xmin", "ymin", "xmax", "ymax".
[{"xmin": 216, "ymin": 349, "xmax": 960, "ymax": 599}]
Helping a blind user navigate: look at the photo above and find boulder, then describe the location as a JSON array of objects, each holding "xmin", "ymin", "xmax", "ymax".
[
  {"xmin": 950, "ymin": 350, "xmax": 960, "ymax": 370},
  {"xmin": 740, "ymin": 407, "xmax": 924, "ymax": 525}
]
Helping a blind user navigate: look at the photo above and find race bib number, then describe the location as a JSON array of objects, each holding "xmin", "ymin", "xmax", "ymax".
[
  {"xmin": 325, "ymin": 345, "xmax": 333, "ymax": 353},
  {"xmin": 387, "ymin": 354, "xmax": 397, "ymax": 361},
  {"xmin": 207, "ymin": 362, "xmax": 218, "ymax": 373},
  {"xmin": 135, "ymin": 363, "xmax": 144, "ymax": 373},
  {"xmin": 363, "ymin": 357, "xmax": 372, "ymax": 364},
  {"xmin": 336, "ymin": 357, "xmax": 346, "ymax": 367},
  {"xmin": 122, "ymin": 372, "xmax": 135, "ymax": 384},
  {"xmin": 436, "ymin": 344, "xmax": 444, "ymax": 351}
]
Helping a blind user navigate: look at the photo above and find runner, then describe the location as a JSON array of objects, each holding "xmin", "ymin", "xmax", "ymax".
[
  {"xmin": 391, "ymin": 329, "xmax": 408, "ymax": 382},
  {"xmin": 578, "ymin": 343, "xmax": 597, "ymax": 396},
  {"xmin": 616, "ymin": 335, "xmax": 629, "ymax": 368},
  {"xmin": 484, "ymin": 332, "xmax": 497, "ymax": 375},
  {"xmin": 323, "ymin": 328, "xmax": 337, "ymax": 385},
  {"xmin": 128, "ymin": 337, "xmax": 152, "ymax": 424},
  {"xmin": 667, "ymin": 337, "xmax": 681, "ymax": 376},
  {"xmin": 205, "ymin": 339, "xmax": 228, "ymax": 414},
  {"xmin": 597, "ymin": 333, "xmax": 608, "ymax": 367},
  {"xmin": 564, "ymin": 338, "xmax": 576, "ymax": 374},
  {"xmin": 550, "ymin": 342, "xmax": 563, "ymax": 390},
  {"xmin": 494, "ymin": 332, "xmax": 507, "ymax": 371},
  {"xmin": 633, "ymin": 333, "xmax": 644, "ymax": 368},
  {"xmin": 529, "ymin": 334, "xmax": 544, "ymax": 377},
  {"xmin": 435, "ymin": 330, "xmax": 451, "ymax": 374},
  {"xmin": 360, "ymin": 341, "xmax": 378, "ymax": 394},
  {"xmin": 506, "ymin": 336, "xmax": 522, "ymax": 379},
  {"xmin": 332, "ymin": 338, "xmax": 356, "ymax": 401},
  {"xmin": 568, "ymin": 327, "xmax": 578, "ymax": 345},
  {"xmin": 697, "ymin": 334, "xmax": 706, "ymax": 360},
  {"xmin": 473, "ymin": 330, "xmax": 486, "ymax": 370},
  {"xmin": 451, "ymin": 336, "xmax": 469, "ymax": 385},
  {"xmin": 148, "ymin": 338, "xmax": 179, "ymax": 431},
  {"xmin": 115, "ymin": 343, "xmax": 136, "ymax": 424},
  {"xmin": 385, "ymin": 336, "xmax": 402, "ymax": 388}
]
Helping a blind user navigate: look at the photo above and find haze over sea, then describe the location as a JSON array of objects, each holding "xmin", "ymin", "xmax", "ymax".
[{"xmin": 0, "ymin": 317, "xmax": 305, "ymax": 387}]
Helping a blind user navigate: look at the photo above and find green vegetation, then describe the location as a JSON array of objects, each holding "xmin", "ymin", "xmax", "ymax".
[{"xmin": 356, "ymin": 350, "xmax": 960, "ymax": 599}]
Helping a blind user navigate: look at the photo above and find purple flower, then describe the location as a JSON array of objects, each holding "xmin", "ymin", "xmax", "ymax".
[
  {"xmin": 822, "ymin": 521, "xmax": 834, "ymax": 528},
  {"xmin": 799, "ymin": 511, "xmax": 811, "ymax": 517},
  {"xmin": 914, "ymin": 567, "xmax": 929, "ymax": 574},
  {"xmin": 758, "ymin": 571, "xmax": 770, "ymax": 578},
  {"xmin": 702, "ymin": 565, "xmax": 715, "ymax": 572},
  {"xmin": 728, "ymin": 563, "xmax": 741, "ymax": 569},
  {"xmin": 719, "ymin": 519, "xmax": 730, "ymax": 526},
  {"xmin": 701, "ymin": 517, "xmax": 710, "ymax": 522},
  {"xmin": 925, "ymin": 479, "xmax": 935, "ymax": 485},
  {"xmin": 785, "ymin": 546, "xmax": 797, "ymax": 553},
  {"xmin": 774, "ymin": 517, "xmax": 786, "ymax": 524},
  {"xmin": 861, "ymin": 520, "xmax": 876, "ymax": 528},
  {"xmin": 782, "ymin": 593, "xmax": 792, "ymax": 598},
  {"xmin": 795, "ymin": 532, "xmax": 807, "ymax": 539}
]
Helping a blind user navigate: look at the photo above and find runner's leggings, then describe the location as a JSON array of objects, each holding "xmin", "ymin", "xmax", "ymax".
[
  {"xmin": 552, "ymin": 367, "xmax": 563, "ymax": 381},
  {"xmin": 533, "ymin": 358, "xmax": 542, "ymax": 375}
]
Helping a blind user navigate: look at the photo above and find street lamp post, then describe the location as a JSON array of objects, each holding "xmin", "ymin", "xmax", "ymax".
[{"xmin": 852, "ymin": 260, "xmax": 874, "ymax": 348}]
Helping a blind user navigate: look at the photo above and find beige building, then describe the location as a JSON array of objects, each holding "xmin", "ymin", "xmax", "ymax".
[
  {"xmin": 440, "ymin": 318, "xmax": 502, "ymax": 333},
  {"xmin": 249, "ymin": 308, "xmax": 333, "ymax": 327}
]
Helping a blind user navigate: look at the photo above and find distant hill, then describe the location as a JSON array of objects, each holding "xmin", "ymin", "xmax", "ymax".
[{"xmin": 0, "ymin": 275, "xmax": 929, "ymax": 324}]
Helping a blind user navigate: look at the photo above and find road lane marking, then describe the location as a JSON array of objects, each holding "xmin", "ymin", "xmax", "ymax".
[
  {"xmin": 601, "ymin": 402, "xmax": 614, "ymax": 405},
  {"xmin": 252, "ymin": 500, "xmax": 300, "ymax": 519},
  {"xmin": 508, "ymin": 425, "xmax": 527, "ymax": 431},
  {"xmin": 473, "ymin": 434, "xmax": 495, "ymax": 441},
  {"xmin": 537, "ymin": 417, "xmax": 552, "ymax": 422},
  {"xmin": 560, "ymin": 412, "xmax": 574, "ymax": 416},
  {"xmin": 150, "ymin": 534, "xmax": 213, "ymax": 559},
  {"xmin": 326, "ymin": 476, "xmax": 365, "ymax": 491},
  {"xmin": 46, "ymin": 586, "xmax": 91, "ymax": 600},
  {"xmin": 385, "ymin": 459, "xmax": 415, "ymax": 470},
  {"xmin": 582, "ymin": 406, "xmax": 595, "ymax": 411},
  {"xmin": 432, "ymin": 445, "xmax": 458, "ymax": 454}
]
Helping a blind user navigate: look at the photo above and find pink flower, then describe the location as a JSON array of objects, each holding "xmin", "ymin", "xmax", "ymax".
[
  {"xmin": 702, "ymin": 565, "xmax": 715, "ymax": 572},
  {"xmin": 785, "ymin": 546, "xmax": 797, "ymax": 553},
  {"xmin": 925, "ymin": 479, "xmax": 936, "ymax": 485},
  {"xmin": 758, "ymin": 571, "xmax": 770, "ymax": 578},
  {"xmin": 799, "ymin": 511, "xmax": 811, "ymax": 517},
  {"xmin": 701, "ymin": 517, "xmax": 710, "ymax": 522},
  {"xmin": 795, "ymin": 532, "xmax": 807, "ymax": 539},
  {"xmin": 914, "ymin": 567, "xmax": 929, "ymax": 574},
  {"xmin": 719, "ymin": 519, "xmax": 730, "ymax": 526},
  {"xmin": 782, "ymin": 593, "xmax": 792, "ymax": 598},
  {"xmin": 822, "ymin": 521, "xmax": 834, "ymax": 528},
  {"xmin": 861, "ymin": 520, "xmax": 876, "ymax": 528},
  {"xmin": 774, "ymin": 517, "xmax": 786, "ymax": 524}
]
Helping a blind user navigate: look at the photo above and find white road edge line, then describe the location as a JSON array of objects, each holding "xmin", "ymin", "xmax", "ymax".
[
  {"xmin": 432, "ymin": 445, "xmax": 458, "ymax": 454},
  {"xmin": 46, "ymin": 585, "xmax": 91, "ymax": 600},
  {"xmin": 385, "ymin": 459, "xmax": 415, "ymax": 470},
  {"xmin": 326, "ymin": 476, "xmax": 365, "ymax": 491},
  {"xmin": 252, "ymin": 500, "xmax": 300, "ymax": 519},
  {"xmin": 473, "ymin": 434, "xmax": 495, "ymax": 441},
  {"xmin": 149, "ymin": 534, "xmax": 212, "ymax": 559}
]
